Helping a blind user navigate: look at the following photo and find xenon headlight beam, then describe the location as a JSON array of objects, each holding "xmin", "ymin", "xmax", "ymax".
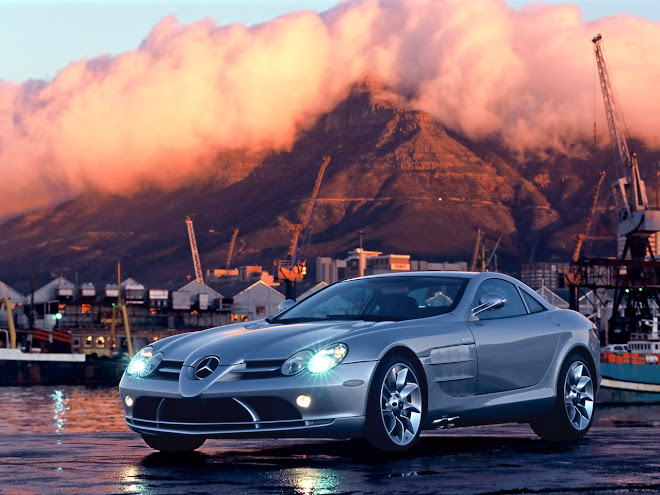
[
  {"xmin": 281, "ymin": 343, "xmax": 348, "ymax": 375},
  {"xmin": 126, "ymin": 346, "xmax": 163, "ymax": 378}
]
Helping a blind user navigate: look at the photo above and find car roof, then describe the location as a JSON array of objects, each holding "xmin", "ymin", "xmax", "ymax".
[{"xmin": 349, "ymin": 271, "xmax": 479, "ymax": 280}]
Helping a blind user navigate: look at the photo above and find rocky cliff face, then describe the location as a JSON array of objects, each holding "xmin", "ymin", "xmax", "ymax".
[{"xmin": 1, "ymin": 80, "xmax": 654, "ymax": 292}]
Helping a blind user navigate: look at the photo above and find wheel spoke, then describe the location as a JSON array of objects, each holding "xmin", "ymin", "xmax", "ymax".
[
  {"xmin": 397, "ymin": 417, "xmax": 409, "ymax": 443},
  {"xmin": 399, "ymin": 415, "xmax": 414, "ymax": 434},
  {"xmin": 395, "ymin": 368, "xmax": 408, "ymax": 391},
  {"xmin": 402, "ymin": 400, "xmax": 421, "ymax": 414},
  {"xmin": 566, "ymin": 403, "xmax": 577, "ymax": 423},
  {"xmin": 386, "ymin": 368, "xmax": 397, "ymax": 392},
  {"xmin": 576, "ymin": 403, "xmax": 590, "ymax": 421},
  {"xmin": 570, "ymin": 364, "xmax": 583, "ymax": 385},
  {"xmin": 384, "ymin": 412, "xmax": 396, "ymax": 433},
  {"xmin": 580, "ymin": 389, "xmax": 594, "ymax": 402},
  {"xmin": 392, "ymin": 417, "xmax": 404, "ymax": 441},
  {"xmin": 577, "ymin": 376, "xmax": 591, "ymax": 391},
  {"xmin": 400, "ymin": 383, "xmax": 419, "ymax": 399}
]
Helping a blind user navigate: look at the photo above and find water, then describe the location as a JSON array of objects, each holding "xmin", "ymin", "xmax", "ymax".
[
  {"xmin": 0, "ymin": 386, "xmax": 658, "ymax": 435},
  {"xmin": 0, "ymin": 386, "xmax": 126, "ymax": 434}
]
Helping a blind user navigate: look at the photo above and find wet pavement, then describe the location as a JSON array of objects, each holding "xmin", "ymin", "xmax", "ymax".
[{"xmin": 2, "ymin": 417, "xmax": 660, "ymax": 494}]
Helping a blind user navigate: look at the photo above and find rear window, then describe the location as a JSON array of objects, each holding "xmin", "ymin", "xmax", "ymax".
[{"xmin": 521, "ymin": 290, "xmax": 546, "ymax": 314}]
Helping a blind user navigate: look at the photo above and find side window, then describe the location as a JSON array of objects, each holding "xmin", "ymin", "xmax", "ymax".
[
  {"xmin": 472, "ymin": 279, "xmax": 527, "ymax": 320},
  {"xmin": 521, "ymin": 290, "xmax": 546, "ymax": 314}
]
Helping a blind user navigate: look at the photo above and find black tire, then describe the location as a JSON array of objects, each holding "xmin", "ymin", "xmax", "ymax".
[
  {"xmin": 141, "ymin": 434, "xmax": 206, "ymax": 453},
  {"xmin": 364, "ymin": 354, "xmax": 425, "ymax": 452},
  {"xmin": 531, "ymin": 354, "xmax": 595, "ymax": 442}
]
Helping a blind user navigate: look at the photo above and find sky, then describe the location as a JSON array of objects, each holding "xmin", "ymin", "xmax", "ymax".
[
  {"xmin": 1, "ymin": 0, "xmax": 660, "ymax": 220},
  {"xmin": 1, "ymin": 0, "xmax": 659, "ymax": 83}
]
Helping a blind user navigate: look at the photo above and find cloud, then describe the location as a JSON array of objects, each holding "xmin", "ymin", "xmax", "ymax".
[{"xmin": 1, "ymin": 0, "xmax": 659, "ymax": 218}]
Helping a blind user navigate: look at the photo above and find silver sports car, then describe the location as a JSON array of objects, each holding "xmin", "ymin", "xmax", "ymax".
[{"xmin": 119, "ymin": 272, "xmax": 600, "ymax": 453}]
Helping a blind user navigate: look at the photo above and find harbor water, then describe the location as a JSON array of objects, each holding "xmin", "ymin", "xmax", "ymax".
[
  {"xmin": 0, "ymin": 385, "xmax": 658, "ymax": 435},
  {"xmin": 0, "ymin": 385, "xmax": 126, "ymax": 434}
]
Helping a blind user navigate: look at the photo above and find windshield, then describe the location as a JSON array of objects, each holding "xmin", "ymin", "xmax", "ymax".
[{"xmin": 271, "ymin": 276, "xmax": 469, "ymax": 324}]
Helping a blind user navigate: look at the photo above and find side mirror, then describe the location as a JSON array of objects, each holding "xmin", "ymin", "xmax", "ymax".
[
  {"xmin": 471, "ymin": 293, "xmax": 507, "ymax": 318},
  {"xmin": 276, "ymin": 299, "xmax": 296, "ymax": 313}
]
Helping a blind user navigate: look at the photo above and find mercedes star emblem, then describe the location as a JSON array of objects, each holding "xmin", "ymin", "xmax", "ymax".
[{"xmin": 194, "ymin": 356, "xmax": 220, "ymax": 379}]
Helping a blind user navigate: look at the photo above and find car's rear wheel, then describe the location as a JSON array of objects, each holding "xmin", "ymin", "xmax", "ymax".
[
  {"xmin": 365, "ymin": 354, "xmax": 424, "ymax": 452},
  {"xmin": 141, "ymin": 434, "xmax": 205, "ymax": 453},
  {"xmin": 531, "ymin": 354, "xmax": 595, "ymax": 442}
]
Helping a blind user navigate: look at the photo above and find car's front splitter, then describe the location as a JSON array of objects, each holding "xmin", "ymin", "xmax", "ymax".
[{"xmin": 119, "ymin": 360, "xmax": 377, "ymax": 440}]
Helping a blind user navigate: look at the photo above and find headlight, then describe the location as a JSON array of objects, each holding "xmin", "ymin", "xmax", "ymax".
[
  {"xmin": 281, "ymin": 350, "xmax": 314, "ymax": 376},
  {"xmin": 126, "ymin": 346, "xmax": 163, "ymax": 377},
  {"xmin": 282, "ymin": 343, "xmax": 348, "ymax": 375},
  {"xmin": 308, "ymin": 343, "xmax": 348, "ymax": 373}
]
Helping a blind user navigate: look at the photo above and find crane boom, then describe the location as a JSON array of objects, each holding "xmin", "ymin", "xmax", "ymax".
[
  {"xmin": 185, "ymin": 216, "xmax": 204, "ymax": 283},
  {"xmin": 592, "ymin": 34, "xmax": 659, "ymax": 240},
  {"xmin": 1, "ymin": 297, "xmax": 16, "ymax": 349},
  {"xmin": 592, "ymin": 34, "xmax": 632, "ymax": 180},
  {"xmin": 226, "ymin": 228, "xmax": 239, "ymax": 270},
  {"xmin": 572, "ymin": 171, "xmax": 606, "ymax": 262},
  {"xmin": 287, "ymin": 156, "xmax": 331, "ymax": 264},
  {"xmin": 470, "ymin": 229, "xmax": 482, "ymax": 272},
  {"xmin": 277, "ymin": 156, "xmax": 331, "ymax": 291}
]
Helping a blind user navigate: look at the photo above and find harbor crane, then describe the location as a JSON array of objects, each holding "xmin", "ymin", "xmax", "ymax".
[
  {"xmin": 1, "ymin": 297, "xmax": 16, "ymax": 349},
  {"xmin": 185, "ymin": 216, "xmax": 204, "ymax": 283},
  {"xmin": 226, "ymin": 228, "xmax": 239, "ymax": 270},
  {"xmin": 276, "ymin": 156, "xmax": 331, "ymax": 299},
  {"xmin": 108, "ymin": 262, "xmax": 133, "ymax": 358},
  {"xmin": 470, "ymin": 229, "xmax": 500, "ymax": 272},
  {"xmin": 567, "ymin": 35, "xmax": 660, "ymax": 343},
  {"xmin": 470, "ymin": 229, "xmax": 482, "ymax": 272},
  {"xmin": 572, "ymin": 171, "xmax": 606, "ymax": 263},
  {"xmin": 592, "ymin": 34, "xmax": 660, "ymax": 257}
]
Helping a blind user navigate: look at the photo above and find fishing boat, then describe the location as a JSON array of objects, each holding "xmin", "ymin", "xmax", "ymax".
[
  {"xmin": 598, "ymin": 317, "xmax": 660, "ymax": 403},
  {"xmin": 1, "ymin": 297, "xmax": 129, "ymax": 385}
]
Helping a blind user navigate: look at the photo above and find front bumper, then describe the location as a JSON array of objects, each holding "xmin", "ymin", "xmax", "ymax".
[{"xmin": 119, "ymin": 360, "xmax": 377, "ymax": 439}]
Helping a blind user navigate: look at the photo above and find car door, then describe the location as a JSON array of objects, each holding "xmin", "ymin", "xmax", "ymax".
[{"xmin": 466, "ymin": 278, "xmax": 560, "ymax": 395}]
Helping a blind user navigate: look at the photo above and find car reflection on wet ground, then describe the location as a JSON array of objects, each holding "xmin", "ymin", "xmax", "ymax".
[{"xmin": 2, "ymin": 407, "xmax": 660, "ymax": 494}]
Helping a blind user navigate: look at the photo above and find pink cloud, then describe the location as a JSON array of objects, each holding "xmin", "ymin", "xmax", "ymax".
[{"xmin": 1, "ymin": 0, "xmax": 659, "ymax": 218}]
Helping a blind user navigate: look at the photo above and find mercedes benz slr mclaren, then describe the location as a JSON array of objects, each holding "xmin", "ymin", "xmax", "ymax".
[{"xmin": 119, "ymin": 272, "xmax": 600, "ymax": 453}]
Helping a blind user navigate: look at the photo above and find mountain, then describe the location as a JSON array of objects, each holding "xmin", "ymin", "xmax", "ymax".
[{"xmin": 1, "ymin": 79, "xmax": 654, "ymax": 293}]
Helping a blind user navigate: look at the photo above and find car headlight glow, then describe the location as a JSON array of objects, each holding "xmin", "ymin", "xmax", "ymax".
[
  {"xmin": 126, "ymin": 346, "xmax": 163, "ymax": 377},
  {"xmin": 308, "ymin": 343, "xmax": 348, "ymax": 373},
  {"xmin": 281, "ymin": 343, "xmax": 348, "ymax": 375}
]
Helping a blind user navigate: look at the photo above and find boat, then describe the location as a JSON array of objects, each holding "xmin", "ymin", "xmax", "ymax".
[
  {"xmin": 1, "ymin": 297, "xmax": 129, "ymax": 385},
  {"xmin": 597, "ymin": 317, "xmax": 660, "ymax": 404},
  {"xmin": 0, "ymin": 347, "xmax": 129, "ymax": 386}
]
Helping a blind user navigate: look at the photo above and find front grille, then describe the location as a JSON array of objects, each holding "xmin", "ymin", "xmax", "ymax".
[
  {"xmin": 154, "ymin": 360, "xmax": 184, "ymax": 380},
  {"xmin": 227, "ymin": 359, "xmax": 285, "ymax": 379},
  {"xmin": 150, "ymin": 359, "xmax": 285, "ymax": 381},
  {"xmin": 131, "ymin": 396, "xmax": 303, "ymax": 432}
]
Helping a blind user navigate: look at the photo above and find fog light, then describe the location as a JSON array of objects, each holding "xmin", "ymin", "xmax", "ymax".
[
  {"xmin": 124, "ymin": 395, "xmax": 134, "ymax": 407},
  {"xmin": 296, "ymin": 395, "xmax": 311, "ymax": 408}
]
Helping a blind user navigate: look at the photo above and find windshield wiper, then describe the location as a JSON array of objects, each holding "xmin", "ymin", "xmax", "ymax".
[
  {"xmin": 323, "ymin": 314, "xmax": 405, "ymax": 322},
  {"xmin": 271, "ymin": 314, "xmax": 406, "ymax": 324},
  {"xmin": 271, "ymin": 317, "xmax": 328, "ymax": 325}
]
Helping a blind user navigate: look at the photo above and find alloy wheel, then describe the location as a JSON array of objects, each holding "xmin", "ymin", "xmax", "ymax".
[
  {"xmin": 379, "ymin": 363, "xmax": 422, "ymax": 446},
  {"xmin": 563, "ymin": 361, "xmax": 594, "ymax": 431}
]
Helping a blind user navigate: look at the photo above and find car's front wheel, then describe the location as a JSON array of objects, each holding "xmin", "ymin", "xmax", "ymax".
[
  {"xmin": 531, "ymin": 354, "xmax": 595, "ymax": 442},
  {"xmin": 141, "ymin": 434, "xmax": 205, "ymax": 453},
  {"xmin": 365, "ymin": 354, "xmax": 424, "ymax": 452}
]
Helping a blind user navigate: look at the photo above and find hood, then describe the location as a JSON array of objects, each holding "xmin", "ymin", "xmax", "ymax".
[{"xmin": 154, "ymin": 319, "xmax": 378, "ymax": 366}]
